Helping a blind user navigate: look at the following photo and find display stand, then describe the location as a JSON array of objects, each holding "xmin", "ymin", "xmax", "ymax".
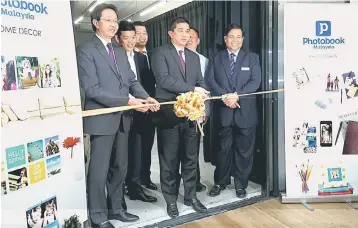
[{"xmin": 281, "ymin": 2, "xmax": 358, "ymax": 212}]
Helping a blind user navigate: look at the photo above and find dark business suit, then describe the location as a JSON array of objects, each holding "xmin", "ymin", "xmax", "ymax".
[
  {"xmin": 205, "ymin": 49, "xmax": 261, "ymax": 190},
  {"xmin": 76, "ymin": 35, "xmax": 149, "ymax": 224},
  {"xmin": 151, "ymin": 43, "xmax": 207, "ymax": 203},
  {"xmin": 126, "ymin": 51, "xmax": 156, "ymax": 189}
]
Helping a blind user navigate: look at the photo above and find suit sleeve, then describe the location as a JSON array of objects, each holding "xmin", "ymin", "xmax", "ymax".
[
  {"xmin": 236, "ymin": 54, "xmax": 261, "ymax": 94},
  {"xmin": 76, "ymin": 47, "xmax": 129, "ymax": 108},
  {"xmin": 151, "ymin": 49, "xmax": 194, "ymax": 94},
  {"xmin": 204, "ymin": 57, "xmax": 227, "ymax": 96}
]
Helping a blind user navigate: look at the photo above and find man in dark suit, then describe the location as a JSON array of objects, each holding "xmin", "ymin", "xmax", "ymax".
[
  {"xmin": 205, "ymin": 24, "xmax": 261, "ymax": 198},
  {"xmin": 76, "ymin": 4, "xmax": 159, "ymax": 228},
  {"xmin": 132, "ymin": 21, "xmax": 157, "ymax": 190},
  {"xmin": 115, "ymin": 21, "xmax": 157, "ymax": 203},
  {"xmin": 151, "ymin": 17, "xmax": 209, "ymax": 218}
]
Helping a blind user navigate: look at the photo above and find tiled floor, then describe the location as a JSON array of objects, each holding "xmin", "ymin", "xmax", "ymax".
[{"xmin": 107, "ymin": 136, "xmax": 262, "ymax": 228}]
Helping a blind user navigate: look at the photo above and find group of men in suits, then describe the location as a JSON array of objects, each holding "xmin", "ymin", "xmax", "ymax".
[{"xmin": 76, "ymin": 3, "xmax": 261, "ymax": 228}]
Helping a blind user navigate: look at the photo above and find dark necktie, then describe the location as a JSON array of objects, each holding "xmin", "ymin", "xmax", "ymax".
[
  {"xmin": 107, "ymin": 43, "xmax": 123, "ymax": 87},
  {"xmin": 230, "ymin": 53, "xmax": 236, "ymax": 76},
  {"xmin": 179, "ymin": 50, "xmax": 185, "ymax": 73}
]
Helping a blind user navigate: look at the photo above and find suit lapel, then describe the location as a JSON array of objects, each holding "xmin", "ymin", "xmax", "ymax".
[
  {"xmin": 134, "ymin": 52, "xmax": 141, "ymax": 83},
  {"xmin": 220, "ymin": 51, "xmax": 233, "ymax": 84},
  {"xmin": 169, "ymin": 44, "xmax": 185, "ymax": 79},
  {"xmin": 92, "ymin": 35, "xmax": 120, "ymax": 79}
]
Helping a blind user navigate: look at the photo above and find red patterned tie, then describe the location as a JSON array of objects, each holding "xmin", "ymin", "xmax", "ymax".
[{"xmin": 179, "ymin": 50, "xmax": 185, "ymax": 72}]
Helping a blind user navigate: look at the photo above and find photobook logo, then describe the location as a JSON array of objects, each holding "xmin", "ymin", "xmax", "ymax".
[
  {"xmin": 302, "ymin": 20, "xmax": 345, "ymax": 50},
  {"xmin": 1, "ymin": 0, "xmax": 48, "ymax": 20}
]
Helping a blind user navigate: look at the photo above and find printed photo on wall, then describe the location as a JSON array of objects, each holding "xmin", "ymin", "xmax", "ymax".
[
  {"xmin": 27, "ymin": 140, "xmax": 44, "ymax": 163},
  {"xmin": 45, "ymin": 136, "xmax": 60, "ymax": 157},
  {"xmin": 292, "ymin": 67, "xmax": 310, "ymax": 89},
  {"xmin": 62, "ymin": 137, "xmax": 81, "ymax": 159},
  {"xmin": 342, "ymin": 71, "xmax": 358, "ymax": 100},
  {"xmin": 26, "ymin": 196, "xmax": 59, "ymax": 228},
  {"xmin": 1, "ymin": 161, "xmax": 8, "ymax": 196},
  {"xmin": 15, "ymin": 56, "xmax": 40, "ymax": 89},
  {"xmin": 325, "ymin": 73, "xmax": 340, "ymax": 92},
  {"xmin": 46, "ymin": 155, "xmax": 61, "ymax": 177},
  {"xmin": 292, "ymin": 122, "xmax": 317, "ymax": 153},
  {"xmin": 1, "ymin": 55, "xmax": 17, "ymax": 91},
  {"xmin": 29, "ymin": 161, "xmax": 46, "ymax": 185},
  {"xmin": 5, "ymin": 144, "xmax": 26, "ymax": 170},
  {"xmin": 8, "ymin": 166, "xmax": 28, "ymax": 192},
  {"xmin": 39, "ymin": 57, "xmax": 61, "ymax": 88}
]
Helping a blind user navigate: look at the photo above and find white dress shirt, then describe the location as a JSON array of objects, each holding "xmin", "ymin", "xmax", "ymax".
[
  {"xmin": 134, "ymin": 46, "xmax": 150, "ymax": 69},
  {"xmin": 227, "ymin": 49, "xmax": 240, "ymax": 62},
  {"xmin": 173, "ymin": 44, "xmax": 185, "ymax": 62},
  {"xmin": 126, "ymin": 50, "xmax": 137, "ymax": 98},
  {"xmin": 96, "ymin": 34, "xmax": 111, "ymax": 53},
  {"xmin": 196, "ymin": 52, "xmax": 209, "ymax": 77}
]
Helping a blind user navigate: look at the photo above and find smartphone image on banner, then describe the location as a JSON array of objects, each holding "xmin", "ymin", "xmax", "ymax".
[{"xmin": 320, "ymin": 121, "xmax": 333, "ymax": 147}]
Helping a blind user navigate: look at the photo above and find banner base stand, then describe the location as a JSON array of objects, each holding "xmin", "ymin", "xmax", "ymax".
[
  {"xmin": 280, "ymin": 192, "xmax": 358, "ymax": 205},
  {"xmin": 346, "ymin": 200, "xmax": 358, "ymax": 210},
  {"xmin": 300, "ymin": 199, "xmax": 314, "ymax": 211}
]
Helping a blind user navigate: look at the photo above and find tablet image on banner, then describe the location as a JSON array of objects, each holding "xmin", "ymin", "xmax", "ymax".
[{"xmin": 320, "ymin": 121, "xmax": 333, "ymax": 147}]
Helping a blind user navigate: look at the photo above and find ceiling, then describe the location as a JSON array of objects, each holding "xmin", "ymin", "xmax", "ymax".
[{"xmin": 72, "ymin": 0, "xmax": 192, "ymax": 31}]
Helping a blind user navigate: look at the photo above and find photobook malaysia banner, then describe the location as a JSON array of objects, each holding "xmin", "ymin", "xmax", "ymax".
[
  {"xmin": 284, "ymin": 3, "xmax": 358, "ymax": 200},
  {"xmin": 1, "ymin": 0, "xmax": 88, "ymax": 227}
]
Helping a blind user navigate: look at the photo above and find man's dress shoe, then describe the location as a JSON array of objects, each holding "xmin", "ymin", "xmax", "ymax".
[
  {"xmin": 208, "ymin": 185, "xmax": 226, "ymax": 197},
  {"xmin": 167, "ymin": 203, "xmax": 179, "ymax": 219},
  {"xmin": 128, "ymin": 188, "xmax": 157, "ymax": 202},
  {"xmin": 184, "ymin": 198, "xmax": 207, "ymax": 213},
  {"xmin": 141, "ymin": 180, "xmax": 158, "ymax": 190},
  {"xmin": 108, "ymin": 211, "xmax": 139, "ymax": 223},
  {"xmin": 236, "ymin": 189, "xmax": 247, "ymax": 198},
  {"xmin": 91, "ymin": 221, "xmax": 114, "ymax": 228}
]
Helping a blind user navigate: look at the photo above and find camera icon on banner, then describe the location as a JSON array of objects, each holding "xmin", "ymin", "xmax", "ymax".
[{"xmin": 316, "ymin": 21, "xmax": 331, "ymax": 37}]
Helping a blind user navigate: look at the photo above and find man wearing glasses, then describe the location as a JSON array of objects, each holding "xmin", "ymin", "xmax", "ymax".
[{"xmin": 76, "ymin": 3, "xmax": 159, "ymax": 228}]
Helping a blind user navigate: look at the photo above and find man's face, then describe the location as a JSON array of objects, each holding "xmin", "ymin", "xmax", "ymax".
[
  {"xmin": 118, "ymin": 30, "xmax": 137, "ymax": 52},
  {"xmin": 169, "ymin": 22, "xmax": 190, "ymax": 48},
  {"xmin": 93, "ymin": 9, "xmax": 118, "ymax": 40},
  {"xmin": 224, "ymin": 28, "xmax": 244, "ymax": 52},
  {"xmin": 135, "ymin": 25, "xmax": 148, "ymax": 46},
  {"xmin": 186, "ymin": 29, "xmax": 199, "ymax": 52}
]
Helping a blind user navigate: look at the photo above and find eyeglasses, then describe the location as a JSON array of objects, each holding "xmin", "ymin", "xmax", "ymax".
[{"xmin": 100, "ymin": 18, "xmax": 119, "ymax": 24}]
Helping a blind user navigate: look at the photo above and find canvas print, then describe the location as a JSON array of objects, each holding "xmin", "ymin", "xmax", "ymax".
[
  {"xmin": 45, "ymin": 136, "xmax": 60, "ymax": 157},
  {"xmin": 46, "ymin": 155, "xmax": 61, "ymax": 177},
  {"xmin": 39, "ymin": 57, "xmax": 61, "ymax": 88},
  {"xmin": 15, "ymin": 56, "xmax": 40, "ymax": 89},
  {"xmin": 8, "ymin": 167, "xmax": 28, "ymax": 192},
  {"xmin": 1, "ymin": 161, "xmax": 8, "ymax": 196},
  {"xmin": 27, "ymin": 140, "xmax": 44, "ymax": 163},
  {"xmin": 342, "ymin": 71, "xmax": 358, "ymax": 99},
  {"xmin": 26, "ymin": 196, "xmax": 59, "ymax": 228},
  {"xmin": 1, "ymin": 55, "xmax": 17, "ymax": 91}
]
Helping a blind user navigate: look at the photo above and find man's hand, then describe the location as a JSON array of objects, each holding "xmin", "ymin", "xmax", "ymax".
[
  {"xmin": 194, "ymin": 87, "xmax": 210, "ymax": 98},
  {"xmin": 146, "ymin": 97, "xmax": 160, "ymax": 112},
  {"xmin": 128, "ymin": 98, "xmax": 149, "ymax": 112},
  {"xmin": 223, "ymin": 93, "xmax": 240, "ymax": 109}
]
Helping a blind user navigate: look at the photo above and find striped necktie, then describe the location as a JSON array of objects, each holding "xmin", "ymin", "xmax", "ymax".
[{"xmin": 230, "ymin": 53, "xmax": 236, "ymax": 76}]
